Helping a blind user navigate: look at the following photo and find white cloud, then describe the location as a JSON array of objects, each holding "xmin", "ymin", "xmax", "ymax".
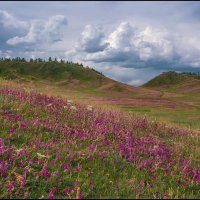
[
  {"xmin": 0, "ymin": 50, "xmax": 13, "ymax": 58},
  {"xmin": 73, "ymin": 22, "xmax": 175, "ymax": 69},
  {"xmin": 68, "ymin": 21, "xmax": 200, "ymax": 71},
  {"xmin": 7, "ymin": 20, "xmax": 42, "ymax": 45},
  {"xmin": 78, "ymin": 24, "xmax": 107, "ymax": 53},
  {"xmin": 174, "ymin": 34, "xmax": 200, "ymax": 68},
  {"xmin": 64, "ymin": 20, "xmax": 200, "ymax": 85},
  {"xmin": 135, "ymin": 26, "xmax": 174, "ymax": 61},
  {"xmin": 0, "ymin": 10, "xmax": 28, "ymax": 30},
  {"xmin": 7, "ymin": 15, "xmax": 68, "ymax": 46},
  {"xmin": 105, "ymin": 22, "xmax": 135, "ymax": 49},
  {"xmin": 44, "ymin": 15, "xmax": 68, "ymax": 42},
  {"xmin": 128, "ymin": 79, "xmax": 143, "ymax": 86},
  {"xmin": 91, "ymin": 64, "xmax": 162, "ymax": 86}
]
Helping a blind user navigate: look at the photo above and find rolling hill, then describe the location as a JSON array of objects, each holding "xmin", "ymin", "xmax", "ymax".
[
  {"xmin": 0, "ymin": 60, "xmax": 161, "ymax": 97},
  {"xmin": 0, "ymin": 60, "xmax": 106, "ymax": 87},
  {"xmin": 143, "ymin": 71, "xmax": 200, "ymax": 93}
]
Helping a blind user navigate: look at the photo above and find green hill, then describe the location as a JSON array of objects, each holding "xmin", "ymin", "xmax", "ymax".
[
  {"xmin": 0, "ymin": 60, "xmax": 140, "ymax": 94},
  {"xmin": 143, "ymin": 71, "xmax": 189, "ymax": 87},
  {"xmin": 0, "ymin": 60, "xmax": 105, "ymax": 83},
  {"xmin": 143, "ymin": 71, "xmax": 200, "ymax": 92}
]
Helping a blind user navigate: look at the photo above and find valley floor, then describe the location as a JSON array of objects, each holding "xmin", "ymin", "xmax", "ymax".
[{"xmin": 1, "ymin": 78, "xmax": 199, "ymax": 130}]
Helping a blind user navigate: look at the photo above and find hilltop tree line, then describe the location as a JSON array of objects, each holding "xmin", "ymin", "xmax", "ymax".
[
  {"xmin": 0, "ymin": 57, "xmax": 104, "ymax": 76},
  {"xmin": 162, "ymin": 71, "xmax": 200, "ymax": 80},
  {"xmin": 181, "ymin": 71, "xmax": 200, "ymax": 78},
  {"xmin": 0, "ymin": 57, "xmax": 79, "ymax": 65}
]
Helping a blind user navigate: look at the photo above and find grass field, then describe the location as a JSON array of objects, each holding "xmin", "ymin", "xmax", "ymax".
[{"xmin": 121, "ymin": 106, "xmax": 200, "ymax": 130}]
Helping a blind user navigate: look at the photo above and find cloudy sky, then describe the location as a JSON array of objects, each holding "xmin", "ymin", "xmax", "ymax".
[{"xmin": 1, "ymin": 1, "xmax": 200, "ymax": 86}]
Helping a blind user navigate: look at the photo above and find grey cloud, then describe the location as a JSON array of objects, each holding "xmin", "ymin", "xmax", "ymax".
[
  {"xmin": 0, "ymin": 10, "xmax": 28, "ymax": 30},
  {"xmin": 0, "ymin": 49, "xmax": 13, "ymax": 58},
  {"xmin": 7, "ymin": 15, "xmax": 68, "ymax": 46},
  {"xmin": 105, "ymin": 22, "xmax": 135, "ymax": 49},
  {"xmin": 0, "ymin": 10, "xmax": 68, "ymax": 62},
  {"xmin": 76, "ymin": 24, "xmax": 107, "ymax": 53},
  {"xmin": 69, "ymin": 22, "xmax": 200, "ymax": 71},
  {"xmin": 0, "ymin": 10, "xmax": 29, "ymax": 50},
  {"xmin": 92, "ymin": 64, "xmax": 162, "ymax": 86}
]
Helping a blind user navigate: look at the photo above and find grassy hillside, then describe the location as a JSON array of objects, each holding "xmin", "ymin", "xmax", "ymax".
[
  {"xmin": 143, "ymin": 71, "xmax": 200, "ymax": 93},
  {"xmin": 0, "ymin": 60, "xmax": 105, "ymax": 85},
  {"xmin": 143, "ymin": 71, "xmax": 190, "ymax": 87},
  {"xmin": 0, "ymin": 60, "xmax": 144, "ymax": 96},
  {"xmin": 1, "ymin": 60, "xmax": 166, "ymax": 99}
]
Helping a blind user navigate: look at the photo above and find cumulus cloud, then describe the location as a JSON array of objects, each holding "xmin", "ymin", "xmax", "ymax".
[
  {"xmin": 106, "ymin": 22, "xmax": 135, "ymax": 50},
  {"xmin": 135, "ymin": 26, "xmax": 175, "ymax": 61},
  {"xmin": 0, "ymin": 10, "xmax": 28, "ymax": 30},
  {"xmin": 0, "ymin": 50, "xmax": 13, "ymax": 58},
  {"xmin": 0, "ymin": 10, "xmax": 68, "ymax": 61},
  {"xmin": 7, "ymin": 15, "xmax": 68, "ymax": 46},
  {"xmin": 174, "ymin": 34, "xmax": 200, "ymax": 69},
  {"xmin": 67, "ymin": 21, "xmax": 200, "ymax": 71},
  {"xmin": 84, "ymin": 23, "xmax": 177, "ymax": 68},
  {"xmin": 65, "ymin": 24, "xmax": 108, "ymax": 62},
  {"xmin": 78, "ymin": 24, "xmax": 107, "ymax": 53},
  {"xmin": 0, "ymin": 10, "xmax": 29, "ymax": 48}
]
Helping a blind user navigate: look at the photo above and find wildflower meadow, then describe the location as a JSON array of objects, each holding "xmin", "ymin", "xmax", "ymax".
[{"xmin": 0, "ymin": 86, "xmax": 200, "ymax": 199}]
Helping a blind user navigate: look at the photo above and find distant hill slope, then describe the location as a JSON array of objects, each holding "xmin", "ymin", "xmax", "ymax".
[
  {"xmin": 0, "ymin": 61, "xmax": 104, "ymax": 83},
  {"xmin": 0, "ymin": 60, "xmax": 140, "ymax": 94},
  {"xmin": 143, "ymin": 71, "xmax": 190, "ymax": 87},
  {"xmin": 143, "ymin": 71, "xmax": 200, "ymax": 93}
]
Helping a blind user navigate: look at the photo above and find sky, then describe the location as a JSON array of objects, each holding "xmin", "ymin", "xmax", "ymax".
[{"xmin": 1, "ymin": 1, "xmax": 200, "ymax": 86}]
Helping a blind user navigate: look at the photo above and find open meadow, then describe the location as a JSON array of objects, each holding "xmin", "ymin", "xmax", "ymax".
[{"xmin": 0, "ymin": 77, "xmax": 200, "ymax": 199}]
